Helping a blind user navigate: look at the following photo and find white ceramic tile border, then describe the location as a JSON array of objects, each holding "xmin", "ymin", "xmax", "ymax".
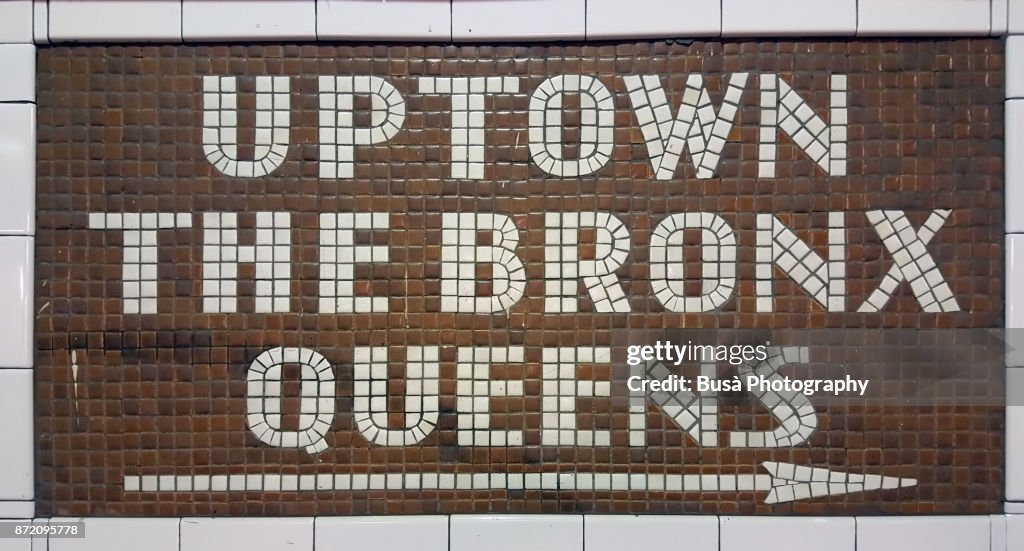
[
  {"xmin": 314, "ymin": 516, "xmax": 448, "ymax": 551},
  {"xmin": 584, "ymin": 515, "xmax": 718, "ymax": 551},
  {"xmin": 450, "ymin": 515, "xmax": 583, "ymax": 551},
  {"xmin": 722, "ymin": 516, "xmax": 855, "ymax": 551},
  {"xmin": 1007, "ymin": 370, "xmax": 1024, "ymax": 501},
  {"xmin": 1008, "ymin": 105, "xmax": 1024, "ymax": 236},
  {"xmin": 0, "ymin": 45, "xmax": 35, "ymax": 102},
  {"xmin": 182, "ymin": 1, "xmax": 316, "ymax": 41},
  {"xmin": 451, "ymin": 0, "xmax": 585, "ymax": 41},
  {"xmin": 20, "ymin": 0, "xmax": 1017, "ymax": 41},
  {"xmin": 857, "ymin": 0, "xmax": 992, "ymax": 36},
  {"xmin": 47, "ymin": 518, "xmax": 179, "ymax": 551},
  {"xmin": 586, "ymin": 0, "xmax": 720, "ymax": 39},
  {"xmin": 1008, "ymin": 0, "xmax": 1024, "ymax": 515},
  {"xmin": 317, "ymin": 0, "xmax": 452, "ymax": 41},
  {"xmin": 0, "ymin": 0, "xmax": 33, "ymax": 43},
  {"xmin": 0, "ymin": 369, "xmax": 33, "ymax": 501},
  {"xmin": 0, "ymin": 104, "xmax": 37, "ymax": 236},
  {"xmin": 857, "ymin": 515, "xmax": 991, "ymax": 550},
  {"xmin": 180, "ymin": 517, "xmax": 313, "ymax": 551},
  {"xmin": 7, "ymin": 2, "xmax": 1023, "ymax": 549},
  {"xmin": 49, "ymin": 0, "xmax": 182, "ymax": 42},
  {"xmin": 721, "ymin": 0, "xmax": 856, "ymax": 37}
]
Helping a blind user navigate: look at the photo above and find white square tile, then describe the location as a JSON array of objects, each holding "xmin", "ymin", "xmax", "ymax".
[
  {"xmin": 1012, "ymin": 0, "xmax": 1024, "ymax": 34},
  {"xmin": 318, "ymin": 0, "xmax": 451, "ymax": 40},
  {"xmin": 0, "ymin": 45, "xmax": 34, "ymax": 102},
  {"xmin": 856, "ymin": 516, "xmax": 989, "ymax": 551},
  {"xmin": 0, "ymin": 531, "xmax": 31, "ymax": 551},
  {"xmin": 0, "ymin": 105, "xmax": 35, "ymax": 236},
  {"xmin": 50, "ymin": 0, "xmax": 182, "ymax": 42},
  {"xmin": 1008, "ymin": 514, "xmax": 1024, "ymax": 551},
  {"xmin": 587, "ymin": 0, "xmax": 719, "ymax": 38},
  {"xmin": 857, "ymin": 0, "xmax": 990, "ymax": 35},
  {"xmin": 450, "ymin": 515, "xmax": 582, "ymax": 551},
  {"xmin": 0, "ymin": 1, "xmax": 32, "ymax": 43},
  {"xmin": 722, "ymin": 516, "xmax": 854, "ymax": 551},
  {"xmin": 1009, "ymin": 236, "xmax": 1024, "ymax": 333},
  {"xmin": 722, "ymin": 0, "xmax": 855, "ymax": 36},
  {"xmin": 49, "ymin": 518, "xmax": 179, "ymax": 551},
  {"xmin": 0, "ymin": 370, "xmax": 32, "ymax": 500},
  {"xmin": 181, "ymin": 518, "xmax": 313, "ymax": 551},
  {"xmin": 1008, "ymin": 101, "xmax": 1024, "ymax": 233},
  {"xmin": 32, "ymin": 0, "xmax": 47, "ymax": 44},
  {"xmin": 1009, "ymin": 371, "xmax": 1024, "ymax": 500},
  {"xmin": 994, "ymin": 0, "xmax": 1009, "ymax": 35},
  {"xmin": 183, "ymin": 1, "xmax": 315, "ymax": 41},
  {"xmin": 585, "ymin": 515, "xmax": 717, "ymax": 551},
  {"xmin": 452, "ymin": 0, "xmax": 584, "ymax": 40},
  {"xmin": 315, "ymin": 516, "xmax": 447, "ymax": 551},
  {"xmin": 0, "ymin": 238, "xmax": 32, "ymax": 368},
  {"xmin": 992, "ymin": 514, "xmax": 1007, "ymax": 551},
  {"xmin": 1008, "ymin": 36, "xmax": 1024, "ymax": 98},
  {"xmin": 0, "ymin": 502, "xmax": 32, "ymax": 518}
]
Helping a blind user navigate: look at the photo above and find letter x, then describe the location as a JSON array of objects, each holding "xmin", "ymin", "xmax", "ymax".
[{"xmin": 858, "ymin": 209, "xmax": 960, "ymax": 313}]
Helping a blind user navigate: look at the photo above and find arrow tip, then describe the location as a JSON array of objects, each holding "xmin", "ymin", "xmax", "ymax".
[{"xmin": 761, "ymin": 462, "xmax": 917, "ymax": 504}]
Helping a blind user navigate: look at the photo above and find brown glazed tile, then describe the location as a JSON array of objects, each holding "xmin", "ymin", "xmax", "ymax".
[{"xmin": 35, "ymin": 40, "xmax": 1004, "ymax": 516}]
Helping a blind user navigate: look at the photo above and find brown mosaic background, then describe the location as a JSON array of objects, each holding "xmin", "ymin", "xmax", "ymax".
[{"xmin": 36, "ymin": 40, "xmax": 1004, "ymax": 516}]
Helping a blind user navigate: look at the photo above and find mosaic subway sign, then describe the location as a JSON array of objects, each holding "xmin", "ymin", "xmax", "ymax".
[{"xmin": 36, "ymin": 41, "xmax": 1004, "ymax": 516}]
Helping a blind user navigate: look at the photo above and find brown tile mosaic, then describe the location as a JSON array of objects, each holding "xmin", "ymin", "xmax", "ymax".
[{"xmin": 35, "ymin": 40, "xmax": 1004, "ymax": 516}]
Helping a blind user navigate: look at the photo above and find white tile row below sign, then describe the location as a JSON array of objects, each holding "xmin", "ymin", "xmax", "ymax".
[
  {"xmin": 18, "ymin": 515, "xmax": 1011, "ymax": 550},
  {"xmin": 4, "ymin": 0, "xmax": 1007, "ymax": 43}
]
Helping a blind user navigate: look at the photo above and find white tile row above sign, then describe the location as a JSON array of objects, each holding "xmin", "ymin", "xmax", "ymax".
[{"xmin": 0, "ymin": 0, "xmax": 1012, "ymax": 44}]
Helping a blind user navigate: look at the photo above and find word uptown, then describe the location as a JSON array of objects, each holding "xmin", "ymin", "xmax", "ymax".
[{"xmin": 200, "ymin": 72, "xmax": 848, "ymax": 179}]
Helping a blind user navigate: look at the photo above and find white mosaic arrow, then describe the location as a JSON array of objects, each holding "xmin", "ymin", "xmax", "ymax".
[{"xmin": 123, "ymin": 462, "xmax": 915, "ymax": 504}]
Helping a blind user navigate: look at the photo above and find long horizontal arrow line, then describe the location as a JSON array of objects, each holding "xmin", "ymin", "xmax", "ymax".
[{"xmin": 123, "ymin": 462, "xmax": 916, "ymax": 504}]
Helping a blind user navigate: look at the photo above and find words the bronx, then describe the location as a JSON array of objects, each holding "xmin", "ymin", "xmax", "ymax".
[{"xmin": 85, "ymin": 72, "xmax": 959, "ymax": 316}]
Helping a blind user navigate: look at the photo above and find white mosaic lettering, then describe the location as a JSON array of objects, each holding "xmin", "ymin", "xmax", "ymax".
[
  {"xmin": 758, "ymin": 74, "xmax": 847, "ymax": 177},
  {"xmin": 202, "ymin": 76, "xmax": 290, "ymax": 178},
  {"xmin": 202, "ymin": 211, "xmax": 291, "ymax": 313},
  {"xmin": 755, "ymin": 212, "xmax": 846, "ymax": 312},
  {"xmin": 650, "ymin": 212, "xmax": 737, "ymax": 312},
  {"xmin": 625, "ymin": 73, "xmax": 748, "ymax": 179},
  {"xmin": 455, "ymin": 347, "xmax": 525, "ymax": 446},
  {"xmin": 319, "ymin": 76, "xmax": 406, "ymax": 179},
  {"xmin": 528, "ymin": 75, "xmax": 614, "ymax": 177},
  {"xmin": 353, "ymin": 346, "xmax": 440, "ymax": 446},
  {"xmin": 858, "ymin": 209, "xmax": 960, "ymax": 313},
  {"xmin": 729, "ymin": 347, "xmax": 817, "ymax": 448},
  {"xmin": 646, "ymin": 361, "xmax": 719, "ymax": 446},
  {"xmin": 246, "ymin": 347, "xmax": 335, "ymax": 454},
  {"xmin": 440, "ymin": 213, "xmax": 526, "ymax": 313},
  {"xmin": 541, "ymin": 347, "xmax": 611, "ymax": 446},
  {"xmin": 87, "ymin": 212, "xmax": 192, "ymax": 314},
  {"xmin": 318, "ymin": 213, "xmax": 389, "ymax": 313},
  {"xmin": 418, "ymin": 77, "xmax": 520, "ymax": 179},
  {"xmin": 544, "ymin": 212, "xmax": 630, "ymax": 313}
]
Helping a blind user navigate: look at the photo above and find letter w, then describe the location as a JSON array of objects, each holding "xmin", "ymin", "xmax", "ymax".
[{"xmin": 624, "ymin": 74, "xmax": 748, "ymax": 180}]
